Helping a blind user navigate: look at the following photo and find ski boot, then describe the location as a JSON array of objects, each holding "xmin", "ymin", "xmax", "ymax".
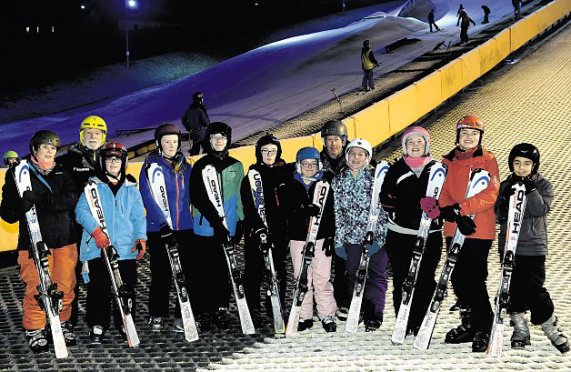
[
  {"xmin": 172, "ymin": 317, "xmax": 184, "ymax": 333},
  {"xmin": 321, "ymin": 316, "xmax": 337, "ymax": 333},
  {"xmin": 26, "ymin": 328, "xmax": 49, "ymax": 354},
  {"xmin": 445, "ymin": 306, "xmax": 475, "ymax": 344},
  {"xmin": 297, "ymin": 318, "xmax": 314, "ymax": 332},
  {"xmin": 197, "ymin": 313, "xmax": 213, "ymax": 332},
  {"xmin": 472, "ymin": 331, "xmax": 490, "ymax": 353},
  {"xmin": 509, "ymin": 312, "xmax": 531, "ymax": 349},
  {"xmin": 61, "ymin": 321, "xmax": 77, "ymax": 346},
  {"xmin": 213, "ymin": 308, "xmax": 230, "ymax": 330},
  {"xmin": 89, "ymin": 325, "xmax": 105, "ymax": 345},
  {"xmin": 148, "ymin": 316, "xmax": 164, "ymax": 332},
  {"xmin": 541, "ymin": 314, "xmax": 570, "ymax": 354}
]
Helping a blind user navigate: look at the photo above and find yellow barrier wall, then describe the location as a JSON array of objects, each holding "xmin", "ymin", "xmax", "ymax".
[{"xmin": 2, "ymin": 0, "xmax": 570, "ymax": 252}]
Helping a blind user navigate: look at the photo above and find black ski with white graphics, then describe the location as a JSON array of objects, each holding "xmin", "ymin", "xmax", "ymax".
[
  {"xmin": 146, "ymin": 162, "xmax": 199, "ymax": 342},
  {"xmin": 84, "ymin": 181, "xmax": 140, "ymax": 348},
  {"xmin": 487, "ymin": 182, "xmax": 527, "ymax": 358},
  {"xmin": 414, "ymin": 168, "xmax": 491, "ymax": 350},
  {"xmin": 391, "ymin": 161, "xmax": 447, "ymax": 344},
  {"xmin": 286, "ymin": 180, "xmax": 331, "ymax": 336},
  {"xmin": 345, "ymin": 161, "xmax": 390, "ymax": 333},
  {"xmin": 248, "ymin": 169, "xmax": 285, "ymax": 334},
  {"xmin": 12, "ymin": 160, "xmax": 68, "ymax": 358},
  {"xmin": 202, "ymin": 165, "xmax": 256, "ymax": 335}
]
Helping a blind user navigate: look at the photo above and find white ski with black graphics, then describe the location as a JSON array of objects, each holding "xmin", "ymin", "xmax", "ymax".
[
  {"xmin": 202, "ymin": 165, "xmax": 256, "ymax": 335},
  {"xmin": 414, "ymin": 168, "xmax": 491, "ymax": 350},
  {"xmin": 286, "ymin": 180, "xmax": 331, "ymax": 336},
  {"xmin": 345, "ymin": 161, "xmax": 390, "ymax": 333},
  {"xmin": 487, "ymin": 182, "xmax": 527, "ymax": 358},
  {"xmin": 391, "ymin": 162, "xmax": 447, "ymax": 344},
  {"xmin": 248, "ymin": 169, "xmax": 285, "ymax": 334},
  {"xmin": 146, "ymin": 163, "xmax": 199, "ymax": 342},
  {"xmin": 84, "ymin": 182, "xmax": 140, "ymax": 348},
  {"xmin": 13, "ymin": 160, "xmax": 68, "ymax": 358}
]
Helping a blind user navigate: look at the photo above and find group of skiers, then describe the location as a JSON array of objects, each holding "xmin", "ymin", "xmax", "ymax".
[{"xmin": 0, "ymin": 113, "xmax": 568, "ymax": 356}]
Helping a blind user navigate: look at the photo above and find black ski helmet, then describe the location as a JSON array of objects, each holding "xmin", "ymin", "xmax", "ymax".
[
  {"xmin": 29, "ymin": 130, "xmax": 61, "ymax": 155},
  {"xmin": 508, "ymin": 143, "xmax": 540, "ymax": 175},
  {"xmin": 255, "ymin": 133, "xmax": 282, "ymax": 165},
  {"xmin": 154, "ymin": 123, "xmax": 182, "ymax": 155},
  {"xmin": 206, "ymin": 122, "xmax": 232, "ymax": 152},
  {"xmin": 193, "ymin": 91, "xmax": 204, "ymax": 104},
  {"xmin": 321, "ymin": 120, "xmax": 348, "ymax": 144}
]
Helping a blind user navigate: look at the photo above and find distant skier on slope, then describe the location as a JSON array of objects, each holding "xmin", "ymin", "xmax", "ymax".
[
  {"xmin": 181, "ymin": 91, "xmax": 210, "ymax": 156},
  {"xmin": 428, "ymin": 9, "xmax": 440, "ymax": 32},
  {"xmin": 457, "ymin": 9, "xmax": 476, "ymax": 44},
  {"xmin": 360, "ymin": 40, "xmax": 380, "ymax": 92}
]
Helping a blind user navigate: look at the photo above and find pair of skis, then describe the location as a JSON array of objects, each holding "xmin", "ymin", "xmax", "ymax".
[
  {"xmin": 13, "ymin": 160, "xmax": 68, "ymax": 358},
  {"xmin": 84, "ymin": 182, "xmax": 140, "ymax": 348},
  {"xmin": 391, "ymin": 162, "xmax": 447, "ymax": 343},
  {"xmin": 487, "ymin": 182, "xmax": 527, "ymax": 358},
  {"xmin": 202, "ymin": 165, "xmax": 256, "ymax": 335},
  {"xmin": 413, "ymin": 168, "xmax": 491, "ymax": 350},
  {"xmin": 145, "ymin": 163, "xmax": 199, "ymax": 342},
  {"xmin": 345, "ymin": 161, "xmax": 390, "ymax": 333},
  {"xmin": 285, "ymin": 180, "xmax": 331, "ymax": 336},
  {"xmin": 247, "ymin": 169, "xmax": 285, "ymax": 334}
]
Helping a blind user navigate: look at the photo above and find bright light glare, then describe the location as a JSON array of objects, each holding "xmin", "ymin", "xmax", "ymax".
[
  {"xmin": 128, "ymin": 0, "xmax": 137, "ymax": 8},
  {"xmin": 80, "ymin": 5, "xmax": 85, "ymax": 9}
]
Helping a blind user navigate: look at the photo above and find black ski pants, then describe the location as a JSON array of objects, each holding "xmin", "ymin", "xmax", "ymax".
[
  {"xmin": 506, "ymin": 254, "xmax": 554, "ymax": 325},
  {"xmin": 460, "ymin": 25, "xmax": 469, "ymax": 44},
  {"xmin": 147, "ymin": 230, "xmax": 193, "ymax": 319},
  {"xmin": 86, "ymin": 257, "xmax": 137, "ymax": 330},
  {"xmin": 187, "ymin": 234, "xmax": 232, "ymax": 315},
  {"xmin": 244, "ymin": 234, "xmax": 288, "ymax": 314},
  {"xmin": 386, "ymin": 230, "xmax": 442, "ymax": 332},
  {"xmin": 333, "ymin": 254, "xmax": 351, "ymax": 309},
  {"xmin": 449, "ymin": 238, "xmax": 493, "ymax": 333}
]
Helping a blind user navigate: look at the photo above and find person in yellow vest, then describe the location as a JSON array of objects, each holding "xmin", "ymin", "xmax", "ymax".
[{"xmin": 361, "ymin": 40, "xmax": 380, "ymax": 92}]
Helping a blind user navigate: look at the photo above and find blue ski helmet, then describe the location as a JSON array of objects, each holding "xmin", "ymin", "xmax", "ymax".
[{"xmin": 296, "ymin": 147, "xmax": 322, "ymax": 174}]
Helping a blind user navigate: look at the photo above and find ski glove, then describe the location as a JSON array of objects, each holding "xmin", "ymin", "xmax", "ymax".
[
  {"xmin": 92, "ymin": 227, "xmax": 110, "ymax": 249},
  {"xmin": 335, "ymin": 244, "xmax": 347, "ymax": 260},
  {"xmin": 212, "ymin": 218, "xmax": 231, "ymax": 244},
  {"xmin": 301, "ymin": 202, "xmax": 320, "ymax": 217},
  {"xmin": 456, "ymin": 216, "xmax": 477, "ymax": 236},
  {"xmin": 159, "ymin": 225, "xmax": 177, "ymax": 247},
  {"xmin": 521, "ymin": 177, "xmax": 536, "ymax": 194},
  {"xmin": 132, "ymin": 239, "xmax": 146, "ymax": 260},
  {"xmin": 232, "ymin": 221, "xmax": 245, "ymax": 245},
  {"xmin": 323, "ymin": 237, "xmax": 334, "ymax": 257},
  {"xmin": 23, "ymin": 190, "xmax": 45, "ymax": 205},
  {"xmin": 440, "ymin": 203, "xmax": 461, "ymax": 222},
  {"xmin": 420, "ymin": 197, "xmax": 440, "ymax": 219}
]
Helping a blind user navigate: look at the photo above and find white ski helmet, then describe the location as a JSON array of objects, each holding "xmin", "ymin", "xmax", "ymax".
[{"xmin": 345, "ymin": 138, "xmax": 373, "ymax": 167}]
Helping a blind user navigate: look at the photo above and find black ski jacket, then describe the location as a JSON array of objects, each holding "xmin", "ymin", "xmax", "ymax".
[
  {"xmin": 1, "ymin": 157, "xmax": 77, "ymax": 251},
  {"xmin": 320, "ymin": 150, "xmax": 346, "ymax": 176},
  {"xmin": 380, "ymin": 158, "xmax": 442, "ymax": 234},
  {"xmin": 58, "ymin": 142, "xmax": 102, "ymax": 193},
  {"xmin": 181, "ymin": 103, "xmax": 210, "ymax": 142}
]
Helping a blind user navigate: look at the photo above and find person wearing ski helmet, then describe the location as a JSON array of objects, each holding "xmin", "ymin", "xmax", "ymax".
[
  {"xmin": 333, "ymin": 138, "xmax": 389, "ymax": 331},
  {"xmin": 240, "ymin": 134, "xmax": 289, "ymax": 327},
  {"xmin": 3, "ymin": 150, "xmax": 19, "ymax": 167},
  {"xmin": 181, "ymin": 91, "xmax": 210, "ymax": 156},
  {"xmin": 58, "ymin": 115, "xmax": 108, "ymax": 327},
  {"xmin": 495, "ymin": 143, "xmax": 569, "ymax": 354},
  {"xmin": 320, "ymin": 120, "xmax": 351, "ymax": 319},
  {"xmin": 75, "ymin": 142, "xmax": 146, "ymax": 345},
  {"xmin": 277, "ymin": 146, "xmax": 337, "ymax": 332},
  {"xmin": 432, "ymin": 115, "xmax": 499, "ymax": 352},
  {"xmin": 189, "ymin": 121, "xmax": 245, "ymax": 331},
  {"xmin": 0, "ymin": 130, "xmax": 78, "ymax": 353},
  {"xmin": 139, "ymin": 123, "xmax": 194, "ymax": 333},
  {"xmin": 380, "ymin": 127, "xmax": 443, "ymax": 335}
]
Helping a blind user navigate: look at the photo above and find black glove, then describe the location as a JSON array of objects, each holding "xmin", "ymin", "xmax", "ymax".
[
  {"xmin": 212, "ymin": 218, "xmax": 230, "ymax": 244},
  {"xmin": 23, "ymin": 190, "xmax": 44, "ymax": 205},
  {"xmin": 159, "ymin": 225, "xmax": 177, "ymax": 247},
  {"xmin": 440, "ymin": 203, "xmax": 461, "ymax": 222},
  {"xmin": 232, "ymin": 221, "xmax": 245, "ymax": 244},
  {"xmin": 301, "ymin": 202, "xmax": 320, "ymax": 217},
  {"xmin": 456, "ymin": 216, "xmax": 476, "ymax": 236},
  {"xmin": 323, "ymin": 237, "xmax": 334, "ymax": 257},
  {"xmin": 521, "ymin": 176, "xmax": 536, "ymax": 194},
  {"xmin": 18, "ymin": 199, "xmax": 34, "ymax": 214}
]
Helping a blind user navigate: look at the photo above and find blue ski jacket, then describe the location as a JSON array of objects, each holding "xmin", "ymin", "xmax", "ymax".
[
  {"xmin": 139, "ymin": 152, "xmax": 193, "ymax": 232},
  {"xmin": 75, "ymin": 176, "xmax": 147, "ymax": 262}
]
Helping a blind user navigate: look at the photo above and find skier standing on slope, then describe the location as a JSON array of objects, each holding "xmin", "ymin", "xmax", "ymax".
[
  {"xmin": 361, "ymin": 40, "xmax": 380, "ymax": 92},
  {"xmin": 495, "ymin": 143, "xmax": 569, "ymax": 354},
  {"xmin": 333, "ymin": 138, "xmax": 388, "ymax": 332},
  {"xmin": 425, "ymin": 116, "xmax": 499, "ymax": 352},
  {"xmin": 189, "ymin": 122, "xmax": 245, "ymax": 331},
  {"xmin": 59, "ymin": 115, "xmax": 108, "ymax": 328},
  {"xmin": 139, "ymin": 124, "xmax": 194, "ymax": 333},
  {"xmin": 75, "ymin": 142, "xmax": 146, "ymax": 344},
  {"xmin": 319, "ymin": 120, "xmax": 351, "ymax": 321},
  {"xmin": 240, "ymin": 134, "xmax": 288, "ymax": 328},
  {"xmin": 381, "ymin": 127, "xmax": 443, "ymax": 336},
  {"xmin": 278, "ymin": 147, "xmax": 337, "ymax": 332},
  {"xmin": 0, "ymin": 131, "xmax": 78, "ymax": 353},
  {"xmin": 428, "ymin": 9, "xmax": 440, "ymax": 32},
  {"xmin": 457, "ymin": 9, "xmax": 476, "ymax": 44},
  {"xmin": 181, "ymin": 91, "xmax": 210, "ymax": 156}
]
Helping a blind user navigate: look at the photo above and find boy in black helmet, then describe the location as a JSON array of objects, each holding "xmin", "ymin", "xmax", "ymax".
[
  {"xmin": 240, "ymin": 134, "xmax": 288, "ymax": 328},
  {"xmin": 189, "ymin": 122, "xmax": 245, "ymax": 331},
  {"xmin": 495, "ymin": 143, "xmax": 569, "ymax": 354}
]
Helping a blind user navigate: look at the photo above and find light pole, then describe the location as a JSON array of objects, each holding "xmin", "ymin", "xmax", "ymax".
[{"xmin": 125, "ymin": 0, "xmax": 137, "ymax": 67}]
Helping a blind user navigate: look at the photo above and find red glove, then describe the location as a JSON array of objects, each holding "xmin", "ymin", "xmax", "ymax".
[
  {"xmin": 132, "ymin": 239, "xmax": 146, "ymax": 260},
  {"xmin": 420, "ymin": 197, "xmax": 440, "ymax": 219},
  {"xmin": 92, "ymin": 227, "xmax": 110, "ymax": 249}
]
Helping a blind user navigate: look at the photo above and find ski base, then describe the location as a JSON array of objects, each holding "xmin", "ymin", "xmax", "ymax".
[{"xmin": 286, "ymin": 305, "xmax": 302, "ymax": 336}]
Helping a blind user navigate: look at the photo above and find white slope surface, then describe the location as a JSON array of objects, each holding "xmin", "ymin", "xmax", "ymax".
[{"xmin": 1, "ymin": 0, "xmax": 522, "ymax": 156}]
